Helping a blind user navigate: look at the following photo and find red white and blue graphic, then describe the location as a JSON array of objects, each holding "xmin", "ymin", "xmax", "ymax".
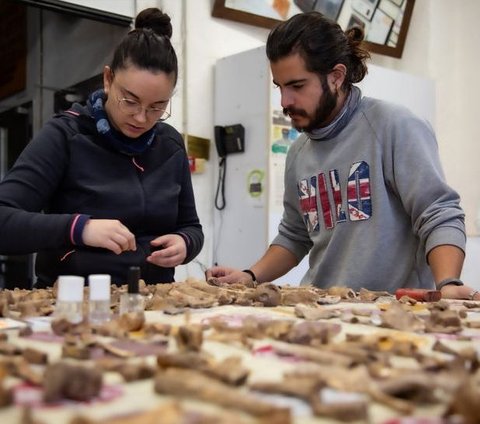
[
  {"xmin": 329, "ymin": 169, "xmax": 347, "ymax": 223},
  {"xmin": 297, "ymin": 161, "xmax": 372, "ymax": 233},
  {"xmin": 298, "ymin": 177, "xmax": 319, "ymax": 232},
  {"xmin": 347, "ymin": 161, "xmax": 372, "ymax": 221}
]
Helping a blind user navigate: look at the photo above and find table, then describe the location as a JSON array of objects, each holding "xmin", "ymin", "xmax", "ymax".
[{"xmin": 0, "ymin": 282, "xmax": 479, "ymax": 424}]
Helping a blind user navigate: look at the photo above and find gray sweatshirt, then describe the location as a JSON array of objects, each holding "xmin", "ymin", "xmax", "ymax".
[{"xmin": 272, "ymin": 94, "xmax": 465, "ymax": 291}]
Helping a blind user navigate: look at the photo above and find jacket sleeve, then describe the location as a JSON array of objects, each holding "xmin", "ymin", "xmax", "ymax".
[
  {"xmin": 174, "ymin": 147, "xmax": 204, "ymax": 264},
  {"xmin": 0, "ymin": 117, "xmax": 80, "ymax": 254}
]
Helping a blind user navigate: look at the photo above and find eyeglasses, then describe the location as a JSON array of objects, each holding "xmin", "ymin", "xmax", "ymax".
[{"xmin": 117, "ymin": 97, "xmax": 171, "ymax": 121}]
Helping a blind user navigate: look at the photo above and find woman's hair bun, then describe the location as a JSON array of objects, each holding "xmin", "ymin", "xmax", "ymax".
[{"xmin": 134, "ymin": 8, "xmax": 172, "ymax": 39}]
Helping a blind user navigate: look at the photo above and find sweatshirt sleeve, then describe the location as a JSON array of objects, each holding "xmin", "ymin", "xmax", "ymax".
[
  {"xmin": 271, "ymin": 135, "xmax": 313, "ymax": 262},
  {"xmin": 0, "ymin": 117, "xmax": 81, "ymax": 254},
  {"xmin": 381, "ymin": 107, "xmax": 466, "ymax": 256}
]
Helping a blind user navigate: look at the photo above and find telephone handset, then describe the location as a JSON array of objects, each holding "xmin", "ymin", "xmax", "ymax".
[
  {"xmin": 214, "ymin": 124, "xmax": 245, "ymax": 157},
  {"xmin": 213, "ymin": 124, "xmax": 245, "ymax": 211}
]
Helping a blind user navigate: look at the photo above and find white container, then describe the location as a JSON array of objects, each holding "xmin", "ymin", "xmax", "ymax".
[
  {"xmin": 88, "ymin": 274, "xmax": 111, "ymax": 324},
  {"xmin": 55, "ymin": 275, "xmax": 84, "ymax": 323}
]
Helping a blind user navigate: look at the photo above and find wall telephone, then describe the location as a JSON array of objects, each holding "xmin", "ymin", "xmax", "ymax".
[
  {"xmin": 214, "ymin": 124, "xmax": 245, "ymax": 157},
  {"xmin": 213, "ymin": 124, "xmax": 245, "ymax": 211}
]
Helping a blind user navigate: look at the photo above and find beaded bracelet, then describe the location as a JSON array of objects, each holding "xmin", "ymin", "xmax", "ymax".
[
  {"xmin": 436, "ymin": 277, "xmax": 464, "ymax": 290},
  {"xmin": 242, "ymin": 269, "xmax": 257, "ymax": 282}
]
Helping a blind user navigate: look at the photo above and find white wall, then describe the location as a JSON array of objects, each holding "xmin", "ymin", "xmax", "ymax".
[
  {"xmin": 371, "ymin": 0, "xmax": 480, "ymax": 238},
  {"xmin": 132, "ymin": 0, "xmax": 480, "ymax": 283}
]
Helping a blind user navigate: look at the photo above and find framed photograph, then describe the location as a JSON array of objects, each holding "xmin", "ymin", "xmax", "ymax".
[
  {"xmin": 212, "ymin": 0, "xmax": 415, "ymax": 58},
  {"xmin": 293, "ymin": 0, "xmax": 317, "ymax": 13},
  {"xmin": 365, "ymin": 8, "xmax": 393, "ymax": 44},
  {"xmin": 378, "ymin": 0, "xmax": 400, "ymax": 18},
  {"xmin": 293, "ymin": 0, "xmax": 345, "ymax": 21},
  {"xmin": 351, "ymin": 0, "xmax": 379, "ymax": 21},
  {"xmin": 347, "ymin": 13, "xmax": 366, "ymax": 31}
]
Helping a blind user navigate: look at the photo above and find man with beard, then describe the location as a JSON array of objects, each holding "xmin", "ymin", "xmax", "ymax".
[{"xmin": 207, "ymin": 12, "xmax": 478, "ymax": 300}]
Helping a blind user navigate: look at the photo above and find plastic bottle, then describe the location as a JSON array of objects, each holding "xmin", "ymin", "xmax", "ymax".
[
  {"xmin": 88, "ymin": 274, "xmax": 111, "ymax": 324},
  {"xmin": 55, "ymin": 275, "xmax": 84, "ymax": 323}
]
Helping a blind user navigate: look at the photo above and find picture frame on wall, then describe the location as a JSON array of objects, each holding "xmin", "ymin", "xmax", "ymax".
[{"xmin": 211, "ymin": 0, "xmax": 415, "ymax": 58}]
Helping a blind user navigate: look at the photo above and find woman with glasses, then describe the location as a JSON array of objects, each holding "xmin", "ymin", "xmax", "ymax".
[{"xmin": 0, "ymin": 8, "xmax": 204, "ymax": 287}]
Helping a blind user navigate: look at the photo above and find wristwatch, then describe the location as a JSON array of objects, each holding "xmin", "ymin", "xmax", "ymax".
[{"xmin": 436, "ymin": 278, "xmax": 464, "ymax": 290}]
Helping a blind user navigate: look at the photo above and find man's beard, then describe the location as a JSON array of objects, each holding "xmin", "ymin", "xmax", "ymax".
[{"xmin": 283, "ymin": 76, "xmax": 338, "ymax": 133}]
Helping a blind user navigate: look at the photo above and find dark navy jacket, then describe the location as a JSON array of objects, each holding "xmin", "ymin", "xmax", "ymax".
[{"xmin": 0, "ymin": 102, "xmax": 204, "ymax": 287}]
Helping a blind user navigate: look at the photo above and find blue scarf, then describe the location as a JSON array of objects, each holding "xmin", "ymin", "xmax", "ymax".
[
  {"xmin": 88, "ymin": 89, "xmax": 156, "ymax": 156},
  {"xmin": 306, "ymin": 85, "xmax": 362, "ymax": 141}
]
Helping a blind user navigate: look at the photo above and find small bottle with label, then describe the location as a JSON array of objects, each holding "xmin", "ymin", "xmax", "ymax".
[
  {"xmin": 88, "ymin": 274, "xmax": 111, "ymax": 324},
  {"xmin": 119, "ymin": 266, "xmax": 144, "ymax": 315},
  {"xmin": 55, "ymin": 275, "xmax": 84, "ymax": 323}
]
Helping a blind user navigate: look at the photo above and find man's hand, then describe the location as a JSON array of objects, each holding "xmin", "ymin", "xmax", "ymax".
[
  {"xmin": 205, "ymin": 266, "xmax": 253, "ymax": 284},
  {"xmin": 82, "ymin": 219, "xmax": 136, "ymax": 254},
  {"xmin": 440, "ymin": 282, "xmax": 480, "ymax": 300},
  {"xmin": 147, "ymin": 234, "xmax": 186, "ymax": 268}
]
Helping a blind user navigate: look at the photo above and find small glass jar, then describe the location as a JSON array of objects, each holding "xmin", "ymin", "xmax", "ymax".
[{"xmin": 119, "ymin": 266, "xmax": 144, "ymax": 315}]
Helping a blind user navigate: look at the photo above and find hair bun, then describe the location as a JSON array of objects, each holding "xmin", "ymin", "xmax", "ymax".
[
  {"xmin": 135, "ymin": 8, "xmax": 172, "ymax": 39},
  {"xmin": 345, "ymin": 26, "xmax": 365, "ymax": 43}
]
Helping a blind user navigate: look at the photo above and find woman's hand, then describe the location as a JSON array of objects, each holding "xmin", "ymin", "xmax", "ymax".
[
  {"xmin": 82, "ymin": 219, "xmax": 136, "ymax": 254},
  {"xmin": 147, "ymin": 234, "xmax": 186, "ymax": 267}
]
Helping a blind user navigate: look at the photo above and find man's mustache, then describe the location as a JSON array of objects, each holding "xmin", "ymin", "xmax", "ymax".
[{"xmin": 283, "ymin": 107, "xmax": 308, "ymax": 117}]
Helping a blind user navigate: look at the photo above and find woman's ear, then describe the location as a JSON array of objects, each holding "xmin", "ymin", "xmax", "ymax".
[
  {"xmin": 328, "ymin": 64, "xmax": 347, "ymax": 92},
  {"xmin": 103, "ymin": 66, "xmax": 113, "ymax": 95}
]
